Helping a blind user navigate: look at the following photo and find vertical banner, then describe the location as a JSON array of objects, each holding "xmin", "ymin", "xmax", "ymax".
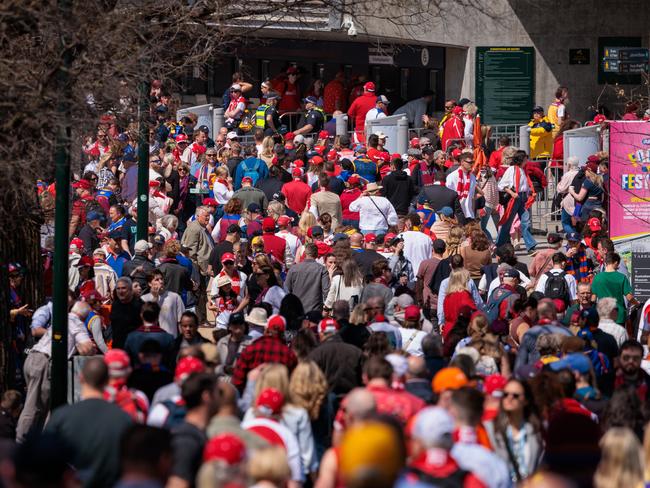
[{"xmin": 609, "ymin": 121, "xmax": 650, "ymax": 241}]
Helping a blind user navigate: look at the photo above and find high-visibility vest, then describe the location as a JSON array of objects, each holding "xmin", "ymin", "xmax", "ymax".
[{"xmin": 254, "ymin": 105, "xmax": 269, "ymax": 128}]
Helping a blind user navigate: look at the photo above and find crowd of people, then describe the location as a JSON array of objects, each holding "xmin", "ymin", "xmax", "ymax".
[{"xmin": 5, "ymin": 76, "xmax": 650, "ymax": 488}]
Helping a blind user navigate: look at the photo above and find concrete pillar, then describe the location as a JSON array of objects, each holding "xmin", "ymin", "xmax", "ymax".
[
  {"xmin": 397, "ymin": 117, "xmax": 409, "ymax": 155},
  {"xmin": 335, "ymin": 113, "xmax": 348, "ymax": 136},
  {"xmin": 213, "ymin": 108, "xmax": 224, "ymax": 133},
  {"xmin": 519, "ymin": 125, "xmax": 530, "ymax": 154}
]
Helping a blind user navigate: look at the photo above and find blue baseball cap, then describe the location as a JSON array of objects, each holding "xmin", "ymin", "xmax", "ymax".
[
  {"xmin": 550, "ymin": 353, "xmax": 592, "ymax": 374},
  {"xmin": 303, "ymin": 96, "xmax": 318, "ymax": 105},
  {"xmin": 566, "ymin": 232, "xmax": 580, "ymax": 242},
  {"xmin": 579, "ymin": 307, "xmax": 599, "ymax": 326},
  {"xmin": 87, "ymin": 211, "xmax": 102, "ymax": 222},
  {"xmin": 439, "ymin": 206, "xmax": 453, "ymax": 217}
]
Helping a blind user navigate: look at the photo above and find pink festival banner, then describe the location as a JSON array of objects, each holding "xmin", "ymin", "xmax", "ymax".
[{"xmin": 609, "ymin": 121, "xmax": 650, "ymax": 241}]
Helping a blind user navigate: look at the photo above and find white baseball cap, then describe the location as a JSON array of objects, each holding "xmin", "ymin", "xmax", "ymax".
[
  {"xmin": 411, "ymin": 406, "xmax": 455, "ymax": 448},
  {"xmin": 226, "ymin": 131, "xmax": 239, "ymax": 140}
]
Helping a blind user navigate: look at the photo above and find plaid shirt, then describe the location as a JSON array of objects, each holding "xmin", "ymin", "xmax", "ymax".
[
  {"xmin": 231, "ymin": 335, "xmax": 297, "ymax": 391},
  {"xmin": 565, "ymin": 245, "xmax": 594, "ymax": 284}
]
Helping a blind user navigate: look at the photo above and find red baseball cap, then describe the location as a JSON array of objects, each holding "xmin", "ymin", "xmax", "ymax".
[
  {"xmin": 593, "ymin": 114, "xmax": 607, "ymax": 124},
  {"xmin": 266, "ymin": 314, "xmax": 286, "ymax": 333},
  {"xmin": 451, "ymin": 148, "xmax": 463, "ymax": 158},
  {"xmin": 587, "ymin": 217, "xmax": 602, "ymax": 232},
  {"xmin": 327, "ymin": 150, "xmax": 339, "ymax": 161},
  {"xmin": 364, "ymin": 81, "xmax": 376, "ymax": 92},
  {"xmin": 76, "ymin": 256, "xmax": 94, "ymax": 268},
  {"xmin": 384, "ymin": 232, "xmax": 397, "ymax": 242},
  {"xmin": 202, "ymin": 198, "xmax": 218, "ymax": 206},
  {"xmin": 586, "ymin": 160, "xmax": 598, "ymax": 173},
  {"xmin": 310, "ymin": 155, "xmax": 324, "ymax": 165},
  {"xmin": 364, "ymin": 233, "xmax": 376, "ymax": 243},
  {"xmin": 484, "ymin": 374, "xmax": 508, "ymax": 397},
  {"xmin": 277, "ymin": 216, "xmax": 291, "ymax": 226},
  {"xmin": 319, "ymin": 318, "xmax": 340, "ymax": 334},
  {"xmin": 103, "ymin": 349, "xmax": 131, "ymax": 377},
  {"xmin": 241, "ymin": 176, "xmax": 253, "ymax": 184},
  {"xmin": 347, "ymin": 174, "xmax": 361, "ymax": 186},
  {"xmin": 262, "ymin": 217, "xmax": 276, "ymax": 231},
  {"xmin": 72, "ymin": 179, "xmax": 92, "ymax": 190},
  {"xmin": 292, "ymin": 167, "xmax": 303, "ymax": 178},
  {"xmin": 404, "ymin": 305, "xmax": 421, "ymax": 321},
  {"xmin": 293, "ymin": 159, "xmax": 304, "ymax": 168},
  {"xmin": 390, "ymin": 153, "xmax": 401, "ymax": 161},
  {"xmin": 70, "ymin": 237, "xmax": 84, "ymax": 250},
  {"xmin": 203, "ymin": 433, "xmax": 246, "ymax": 464},
  {"xmin": 256, "ymin": 388, "xmax": 285, "ymax": 416},
  {"xmin": 220, "ymin": 252, "xmax": 236, "ymax": 264},
  {"xmin": 553, "ymin": 299, "xmax": 567, "ymax": 314},
  {"xmin": 318, "ymin": 130, "xmax": 330, "ymax": 139},
  {"xmin": 175, "ymin": 133, "xmax": 189, "ymax": 143},
  {"xmin": 284, "ymin": 132, "xmax": 295, "ymax": 141},
  {"xmin": 175, "ymin": 356, "xmax": 204, "ymax": 381},
  {"xmin": 452, "ymin": 106, "xmax": 464, "ymax": 115},
  {"xmin": 410, "ymin": 137, "xmax": 420, "ymax": 148}
]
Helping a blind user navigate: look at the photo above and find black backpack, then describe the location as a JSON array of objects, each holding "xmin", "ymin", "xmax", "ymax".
[
  {"xmin": 544, "ymin": 271, "xmax": 571, "ymax": 305},
  {"xmin": 404, "ymin": 466, "xmax": 469, "ymax": 488}
]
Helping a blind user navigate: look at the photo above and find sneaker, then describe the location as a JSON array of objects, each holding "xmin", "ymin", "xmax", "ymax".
[{"xmin": 529, "ymin": 248, "xmax": 538, "ymax": 256}]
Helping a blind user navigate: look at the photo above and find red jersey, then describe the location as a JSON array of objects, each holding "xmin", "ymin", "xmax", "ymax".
[
  {"xmin": 276, "ymin": 80, "xmax": 301, "ymax": 113},
  {"xmin": 441, "ymin": 116, "xmax": 464, "ymax": 151},
  {"xmin": 281, "ymin": 179, "xmax": 312, "ymax": 214},
  {"xmin": 262, "ymin": 232, "xmax": 287, "ymax": 263},
  {"xmin": 488, "ymin": 146, "xmax": 505, "ymax": 170},
  {"xmin": 340, "ymin": 188, "xmax": 361, "ymax": 221},
  {"xmin": 323, "ymin": 79, "xmax": 347, "ymax": 113},
  {"xmin": 347, "ymin": 92, "xmax": 376, "ymax": 142}
]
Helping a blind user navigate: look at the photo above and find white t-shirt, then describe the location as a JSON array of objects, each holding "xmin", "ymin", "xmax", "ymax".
[
  {"xmin": 141, "ymin": 291, "xmax": 185, "ymax": 337},
  {"xmin": 399, "ymin": 328, "xmax": 427, "ymax": 356},
  {"xmin": 365, "ymin": 107, "xmax": 387, "ymax": 122},
  {"xmin": 534, "ymin": 268, "xmax": 577, "ymax": 301},
  {"xmin": 398, "ymin": 230, "xmax": 432, "ymax": 276}
]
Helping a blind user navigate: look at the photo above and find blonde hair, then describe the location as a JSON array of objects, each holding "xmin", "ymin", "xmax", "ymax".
[
  {"xmin": 215, "ymin": 166, "xmax": 228, "ymax": 178},
  {"xmin": 447, "ymin": 268, "xmax": 470, "ymax": 294},
  {"xmin": 254, "ymin": 364, "xmax": 290, "ymax": 401},
  {"xmin": 261, "ymin": 136, "xmax": 275, "ymax": 158},
  {"xmin": 444, "ymin": 226, "xmax": 465, "ymax": 257},
  {"xmin": 350, "ymin": 303, "xmax": 366, "ymax": 326},
  {"xmin": 586, "ymin": 168, "xmax": 604, "ymax": 188},
  {"xmin": 266, "ymin": 201, "xmax": 285, "ymax": 221},
  {"xmin": 463, "ymin": 102, "xmax": 478, "ymax": 116},
  {"xmin": 594, "ymin": 427, "xmax": 643, "ymax": 488},
  {"xmin": 298, "ymin": 212, "xmax": 317, "ymax": 236},
  {"xmin": 248, "ymin": 446, "xmax": 291, "ymax": 485},
  {"xmin": 289, "ymin": 361, "xmax": 329, "ymax": 420}
]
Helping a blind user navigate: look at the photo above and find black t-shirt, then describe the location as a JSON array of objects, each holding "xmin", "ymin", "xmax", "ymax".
[
  {"xmin": 227, "ymin": 157, "xmax": 244, "ymax": 178},
  {"xmin": 171, "ymin": 421, "xmax": 206, "ymax": 485},
  {"xmin": 266, "ymin": 106, "xmax": 280, "ymax": 129},
  {"xmin": 127, "ymin": 367, "xmax": 174, "ymax": 402},
  {"xmin": 208, "ymin": 240, "xmax": 234, "ymax": 275},
  {"xmin": 311, "ymin": 177, "xmax": 344, "ymax": 196},
  {"xmin": 110, "ymin": 297, "xmax": 144, "ymax": 349},
  {"xmin": 303, "ymin": 109, "xmax": 324, "ymax": 134},
  {"xmin": 45, "ymin": 399, "xmax": 132, "ymax": 488},
  {"xmin": 121, "ymin": 218, "xmax": 138, "ymax": 255}
]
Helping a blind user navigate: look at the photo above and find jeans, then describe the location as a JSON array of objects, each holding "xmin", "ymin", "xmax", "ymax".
[
  {"xmin": 480, "ymin": 207, "xmax": 499, "ymax": 243},
  {"xmin": 580, "ymin": 199, "xmax": 602, "ymax": 221},
  {"xmin": 561, "ymin": 208, "xmax": 576, "ymax": 235},
  {"xmin": 496, "ymin": 193, "xmax": 537, "ymax": 251}
]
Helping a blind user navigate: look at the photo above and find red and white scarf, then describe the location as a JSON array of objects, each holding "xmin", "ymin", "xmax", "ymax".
[{"xmin": 456, "ymin": 170, "xmax": 471, "ymax": 200}]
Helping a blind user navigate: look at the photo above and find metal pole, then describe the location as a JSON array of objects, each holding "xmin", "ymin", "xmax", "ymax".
[
  {"xmin": 137, "ymin": 81, "xmax": 150, "ymax": 241},
  {"xmin": 51, "ymin": 0, "xmax": 73, "ymax": 409}
]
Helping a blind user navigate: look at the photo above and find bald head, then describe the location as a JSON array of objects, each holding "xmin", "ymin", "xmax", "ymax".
[
  {"xmin": 350, "ymin": 233, "xmax": 363, "ymax": 247},
  {"xmin": 407, "ymin": 356, "xmax": 427, "ymax": 379},
  {"xmin": 538, "ymin": 299, "xmax": 557, "ymax": 321},
  {"xmin": 345, "ymin": 388, "xmax": 376, "ymax": 424},
  {"xmin": 80, "ymin": 357, "xmax": 109, "ymax": 392}
]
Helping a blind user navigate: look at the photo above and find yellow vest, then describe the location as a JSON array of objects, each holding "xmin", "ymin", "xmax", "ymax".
[{"xmin": 254, "ymin": 105, "xmax": 268, "ymax": 129}]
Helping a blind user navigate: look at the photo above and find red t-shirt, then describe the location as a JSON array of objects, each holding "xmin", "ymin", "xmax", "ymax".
[
  {"xmin": 281, "ymin": 179, "xmax": 312, "ymax": 214},
  {"xmin": 340, "ymin": 188, "xmax": 361, "ymax": 221}
]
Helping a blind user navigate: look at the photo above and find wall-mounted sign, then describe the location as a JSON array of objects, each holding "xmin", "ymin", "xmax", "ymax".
[{"xmin": 569, "ymin": 48, "xmax": 590, "ymax": 65}]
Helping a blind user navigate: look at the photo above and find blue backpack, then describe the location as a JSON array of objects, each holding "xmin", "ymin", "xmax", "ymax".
[
  {"xmin": 161, "ymin": 399, "xmax": 187, "ymax": 430},
  {"xmin": 485, "ymin": 287, "xmax": 516, "ymax": 323},
  {"xmin": 241, "ymin": 158, "xmax": 262, "ymax": 185}
]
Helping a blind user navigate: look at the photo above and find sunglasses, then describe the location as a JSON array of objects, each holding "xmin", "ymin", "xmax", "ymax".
[
  {"xmin": 178, "ymin": 168, "xmax": 188, "ymax": 173},
  {"xmin": 621, "ymin": 354, "xmax": 642, "ymax": 362},
  {"xmin": 503, "ymin": 392, "xmax": 523, "ymax": 400}
]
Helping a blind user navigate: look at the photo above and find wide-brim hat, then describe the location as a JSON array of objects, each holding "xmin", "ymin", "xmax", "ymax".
[
  {"xmin": 244, "ymin": 307, "xmax": 268, "ymax": 327},
  {"xmin": 365, "ymin": 182, "xmax": 382, "ymax": 193}
]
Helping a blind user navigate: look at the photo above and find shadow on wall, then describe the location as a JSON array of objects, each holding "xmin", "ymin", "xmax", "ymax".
[{"xmin": 506, "ymin": 0, "xmax": 650, "ymax": 121}]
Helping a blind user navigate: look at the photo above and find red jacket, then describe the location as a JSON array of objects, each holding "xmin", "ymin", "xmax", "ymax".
[
  {"xmin": 441, "ymin": 116, "xmax": 464, "ymax": 151},
  {"xmin": 524, "ymin": 161, "xmax": 548, "ymax": 189},
  {"xmin": 262, "ymin": 232, "xmax": 287, "ymax": 263},
  {"xmin": 443, "ymin": 290, "xmax": 477, "ymax": 339},
  {"xmin": 347, "ymin": 92, "xmax": 376, "ymax": 141}
]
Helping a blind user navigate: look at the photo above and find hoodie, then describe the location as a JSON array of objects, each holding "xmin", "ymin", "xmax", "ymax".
[{"xmin": 382, "ymin": 170, "xmax": 417, "ymax": 214}]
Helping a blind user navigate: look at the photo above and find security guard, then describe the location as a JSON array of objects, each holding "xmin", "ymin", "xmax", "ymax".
[
  {"xmin": 254, "ymin": 91, "xmax": 282, "ymax": 136},
  {"xmin": 294, "ymin": 96, "xmax": 325, "ymax": 136}
]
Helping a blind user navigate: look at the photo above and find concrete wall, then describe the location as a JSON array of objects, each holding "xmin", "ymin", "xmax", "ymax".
[{"xmin": 360, "ymin": 0, "xmax": 650, "ymax": 121}]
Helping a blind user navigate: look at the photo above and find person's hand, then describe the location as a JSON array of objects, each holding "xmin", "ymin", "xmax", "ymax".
[
  {"xmin": 11, "ymin": 304, "xmax": 32, "ymax": 320},
  {"xmin": 248, "ymin": 364, "xmax": 267, "ymax": 383},
  {"xmin": 566, "ymin": 247, "xmax": 577, "ymax": 258},
  {"xmin": 399, "ymin": 275, "xmax": 408, "ymax": 286},
  {"xmin": 422, "ymin": 114, "xmax": 430, "ymax": 124}
]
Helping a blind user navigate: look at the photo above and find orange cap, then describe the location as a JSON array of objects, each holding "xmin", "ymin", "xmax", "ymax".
[{"xmin": 432, "ymin": 367, "xmax": 468, "ymax": 394}]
